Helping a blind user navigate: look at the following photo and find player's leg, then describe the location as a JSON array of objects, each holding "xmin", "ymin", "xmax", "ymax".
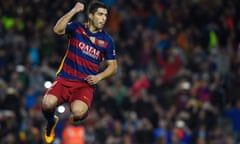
[
  {"xmin": 69, "ymin": 82, "xmax": 94, "ymax": 124},
  {"xmin": 42, "ymin": 94, "xmax": 59, "ymax": 143},
  {"xmin": 41, "ymin": 80, "xmax": 63, "ymax": 143},
  {"xmin": 42, "ymin": 94, "xmax": 58, "ymax": 121},
  {"xmin": 70, "ymin": 100, "xmax": 89, "ymax": 124}
]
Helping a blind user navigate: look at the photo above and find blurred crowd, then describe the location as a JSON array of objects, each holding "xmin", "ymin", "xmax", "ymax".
[{"xmin": 1, "ymin": 0, "xmax": 240, "ymax": 143}]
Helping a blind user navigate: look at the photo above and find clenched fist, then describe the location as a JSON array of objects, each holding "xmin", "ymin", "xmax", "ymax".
[{"xmin": 71, "ymin": 2, "xmax": 84, "ymax": 13}]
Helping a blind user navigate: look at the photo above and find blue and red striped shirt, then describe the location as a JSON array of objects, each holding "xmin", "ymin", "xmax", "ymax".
[{"xmin": 56, "ymin": 21, "xmax": 116, "ymax": 82}]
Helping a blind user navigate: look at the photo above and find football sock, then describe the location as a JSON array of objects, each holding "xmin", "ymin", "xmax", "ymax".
[{"xmin": 42, "ymin": 108, "xmax": 55, "ymax": 124}]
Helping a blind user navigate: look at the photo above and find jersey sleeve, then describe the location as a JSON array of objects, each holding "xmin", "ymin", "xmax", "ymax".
[
  {"xmin": 66, "ymin": 21, "xmax": 80, "ymax": 34},
  {"xmin": 105, "ymin": 39, "xmax": 116, "ymax": 60}
]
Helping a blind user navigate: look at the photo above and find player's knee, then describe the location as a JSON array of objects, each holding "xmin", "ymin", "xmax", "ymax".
[
  {"xmin": 42, "ymin": 95, "xmax": 57, "ymax": 110},
  {"xmin": 42, "ymin": 100, "xmax": 55, "ymax": 110},
  {"xmin": 71, "ymin": 100, "xmax": 88, "ymax": 119},
  {"xmin": 72, "ymin": 108, "xmax": 87, "ymax": 119}
]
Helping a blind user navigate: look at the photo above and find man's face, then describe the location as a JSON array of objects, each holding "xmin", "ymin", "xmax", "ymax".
[{"xmin": 89, "ymin": 8, "xmax": 108, "ymax": 30}]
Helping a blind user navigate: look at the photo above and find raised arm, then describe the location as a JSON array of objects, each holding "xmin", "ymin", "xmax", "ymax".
[{"xmin": 53, "ymin": 2, "xmax": 84, "ymax": 35}]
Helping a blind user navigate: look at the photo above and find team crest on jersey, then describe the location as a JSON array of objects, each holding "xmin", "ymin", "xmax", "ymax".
[
  {"xmin": 77, "ymin": 27, "xmax": 108, "ymax": 48},
  {"xmin": 89, "ymin": 36, "xmax": 108, "ymax": 48},
  {"xmin": 97, "ymin": 40, "xmax": 107, "ymax": 48}
]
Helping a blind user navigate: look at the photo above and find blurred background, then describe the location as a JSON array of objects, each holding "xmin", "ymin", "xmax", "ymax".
[{"xmin": 0, "ymin": 0, "xmax": 240, "ymax": 143}]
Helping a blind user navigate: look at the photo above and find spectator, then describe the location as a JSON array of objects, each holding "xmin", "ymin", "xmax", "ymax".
[{"xmin": 224, "ymin": 100, "xmax": 240, "ymax": 143}]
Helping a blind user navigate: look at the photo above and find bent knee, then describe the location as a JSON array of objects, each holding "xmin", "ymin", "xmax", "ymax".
[
  {"xmin": 71, "ymin": 101, "xmax": 88, "ymax": 119},
  {"xmin": 72, "ymin": 108, "xmax": 88, "ymax": 118},
  {"xmin": 42, "ymin": 94, "xmax": 58, "ymax": 110}
]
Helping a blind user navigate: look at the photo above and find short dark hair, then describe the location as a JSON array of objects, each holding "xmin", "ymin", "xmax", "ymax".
[{"xmin": 87, "ymin": 1, "xmax": 108, "ymax": 14}]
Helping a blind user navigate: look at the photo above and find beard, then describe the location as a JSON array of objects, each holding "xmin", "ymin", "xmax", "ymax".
[
  {"xmin": 92, "ymin": 20, "xmax": 105, "ymax": 30},
  {"xmin": 88, "ymin": 20, "xmax": 105, "ymax": 32}
]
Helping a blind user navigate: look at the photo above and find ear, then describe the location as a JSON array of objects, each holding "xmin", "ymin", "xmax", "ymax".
[{"xmin": 88, "ymin": 13, "xmax": 93, "ymax": 20}]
